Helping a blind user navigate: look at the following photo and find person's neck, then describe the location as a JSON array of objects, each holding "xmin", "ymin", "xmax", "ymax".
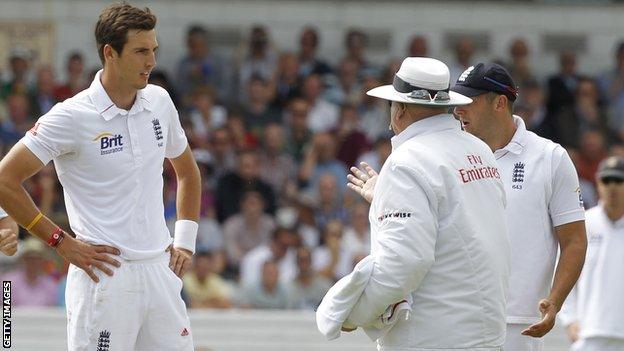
[
  {"xmin": 604, "ymin": 204, "xmax": 624, "ymax": 222},
  {"xmin": 297, "ymin": 272, "xmax": 313, "ymax": 285},
  {"xmin": 101, "ymin": 68, "xmax": 137, "ymax": 110},
  {"xmin": 485, "ymin": 114, "xmax": 517, "ymax": 152},
  {"xmin": 263, "ymin": 282, "xmax": 277, "ymax": 294}
]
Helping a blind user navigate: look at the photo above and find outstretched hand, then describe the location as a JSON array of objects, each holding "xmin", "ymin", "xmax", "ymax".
[
  {"xmin": 521, "ymin": 299, "xmax": 558, "ymax": 338},
  {"xmin": 347, "ymin": 162, "xmax": 379, "ymax": 203}
]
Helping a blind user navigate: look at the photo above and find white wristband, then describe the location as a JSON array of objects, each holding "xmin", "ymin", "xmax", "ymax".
[{"xmin": 173, "ymin": 220, "xmax": 198, "ymax": 254}]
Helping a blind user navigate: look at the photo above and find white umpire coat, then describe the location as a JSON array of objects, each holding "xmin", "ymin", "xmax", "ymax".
[{"xmin": 336, "ymin": 114, "xmax": 511, "ymax": 350}]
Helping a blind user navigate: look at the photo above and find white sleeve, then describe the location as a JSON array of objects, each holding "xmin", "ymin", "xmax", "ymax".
[
  {"xmin": 165, "ymin": 96, "xmax": 188, "ymax": 159},
  {"xmin": 20, "ymin": 103, "xmax": 76, "ymax": 165},
  {"xmin": 549, "ymin": 147, "xmax": 586, "ymax": 227},
  {"xmin": 347, "ymin": 163, "xmax": 437, "ymax": 326},
  {"xmin": 0, "ymin": 206, "xmax": 7, "ymax": 219}
]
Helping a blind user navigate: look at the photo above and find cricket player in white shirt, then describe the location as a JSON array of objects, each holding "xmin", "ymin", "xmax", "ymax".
[
  {"xmin": 0, "ymin": 207, "xmax": 18, "ymax": 256},
  {"xmin": 559, "ymin": 156, "xmax": 624, "ymax": 351},
  {"xmin": 340, "ymin": 57, "xmax": 511, "ymax": 350},
  {"xmin": 0, "ymin": 4, "xmax": 200, "ymax": 350},
  {"xmin": 350, "ymin": 62, "xmax": 587, "ymax": 351}
]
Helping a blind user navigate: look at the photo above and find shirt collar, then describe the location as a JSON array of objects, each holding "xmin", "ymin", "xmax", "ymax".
[
  {"xmin": 88, "ymin": 70, "xmax": 152, "ymax": 121},
  {"xmin": 496, "ymin": 115, "xmax": 528, "ymax": 156},
  {"xmin": 391, "ymin": 114, "xmax": 460, "ymax": 151}
]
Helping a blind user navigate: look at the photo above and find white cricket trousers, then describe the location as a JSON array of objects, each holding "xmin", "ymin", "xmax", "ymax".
[
  {"xmin": 571, "ymin": 337, "xmax": 624, "ymax": 351},
  {"xmin": 65, "ymin": 252, "xmax": 193, "ymax": 351},
  {"xmin": 503, "ymin": 324, "xmax": 543, "ymax": 351}
]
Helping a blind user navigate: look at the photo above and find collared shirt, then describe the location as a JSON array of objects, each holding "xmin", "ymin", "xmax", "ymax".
[
  {"xmin": 21, "ymin": 70, "xmax": 188, "ymax": 260},
  {"xmin": 560, "ymin": 205, "xmax": 624, "ymax": 340},
  {"xmin": 495, "ymin": 116, "xmax": 585, "ymax": 324},
  {"xmin": 347, "ymin": 114, "xmax": 511, "ymax": 349}
]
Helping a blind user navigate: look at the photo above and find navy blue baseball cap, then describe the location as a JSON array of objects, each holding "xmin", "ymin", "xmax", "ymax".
[{"xmin": 451, "ymin": 63, "xmax": 518, "ymax": 102}]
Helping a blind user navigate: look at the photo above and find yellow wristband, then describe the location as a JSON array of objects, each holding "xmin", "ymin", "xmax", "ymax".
[{"xmin": 25, "ymin": 212, "xmax": 44, "ymax": 231}]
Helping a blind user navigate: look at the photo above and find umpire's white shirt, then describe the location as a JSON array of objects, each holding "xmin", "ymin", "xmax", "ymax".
[
  {"xmin": 495, "ymin": 116, "xmax": 585, "ymax": 324},
  {"xmin": 559, "ymin": 205, "xmax": 624, "ymax": 340},
  {"xmin": 21, "ymin": 70, "xmax": 188, "ymax": 260},
  {"xmin": 347, "ymin": 114, "xmax": 510, "ymax": 350}
]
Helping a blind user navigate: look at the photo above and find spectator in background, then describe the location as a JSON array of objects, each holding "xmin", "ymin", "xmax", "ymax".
[
  {"xmin": 547, "ymin": 51, "xmax": 580, "ymax": 116},
  {"xmin": 506, "ymin": 38, "xmax": 534, "ymax": 86},
  {"xmin": 239, "ymin": 260, "xmax": 292, "ymax": 309},
  {"xmin": 284, "ymin": 97, "xmax": 313, "ymax": 163},
  {"xmin": 312, "ymin": 220, "xmax": 351, "ymax": 281},
  {"xmin": 312, "ymin": 173, "xmax": 348, "ymax": 231},
  {"xmin": 258, "ymin": 123, "xmax": 297, "ymax": 203},
  {"xmin": 381, "ymin": 58, "xmax": 402, "ymax": 85},
  {"xmin": 302, "ymin": 74, "xmax": 339, "ymax": 133},
  {"xmin": 568, "ymin": 149, "xmax": 598, "ymax": 209},
  {"xmin": 334, "ymin": 104, "xmax": 370, "ymax": 168},
  {"xmin": 216, "ymin": 150, "xmax": 276, "ymax": 223},
  {"xmin": 30, "ymin": 66, "xmax": 58, "ymax": 116},
  {"xmin": 209, "ymin": 127, "xmax": 237, "ymax": 181},
  {"xmin": 1, "ymin": 94, "xmax": 34, "ymax": 145},
  {"xmin": 324, "ymin": 58, "xmax": 362, "ymax": 106},
  {"xmin": 515, "ymin": 79, "xmax": 552, "ymax": 139},
  {"xmin": 54, "ymin": 51, "xmax": 87, "ymax": 101},
  {"xmin": 298, "ymin": 133, "xmax": 348, "ymax": 195},
  {"xmin": 449, "ymin": 37, "xmax": 475, "ymax": 83},
  {"xmin": 407, "ymin": 35, "xmax": 429, "ymax": 57},
  {"xmin": 358, "ymin": 75, "xmax": 390, "ymax": 141},
  {"xmin": 554, "ymin": 77, "xmax": 616, "ymax": 148},
  {"xmin": 598, "ymin": 40, "xmax": 624, "ymax": 141},
  {"xmin": 238, "ymin": 25, "xmax": 278, "ymax": 101},
  {"xmin": 183, "ymin": 251, "xmax": 232, "ymax": 309},
  {"xmin": 273, "ymin": 52, "xmax": 301, "ymax": 108},
  {"xmin": 289, "ymin": 246, "xmax": 331, "ymax": 310},
  {"xmin": 297, "ymin": 26, "xmax": 332, "ymax": 77},
  {"xmin": 223, "ymin": 191, "xmax": 276, "ymax": 267},
  {"xmin": 187, "ymin": 85, "xmax": 227, "ymax": 144},
  {"xmin": 242, "ymin": 74, "xmax": 281, "ymax": 139},
  {"xmin": 1, "ymin": 238, "xmax": 58, "ymax": 307},
  {"xmin": 177, "ymin": 25, "xmax": 232, "ymax": 104},
  {"xmin": 239, "ymin": 227, "xmax": 298, "ymax": 287},
  {"xmin": 342, "ymin": 202, "xmax": 371, "ymax": 268},
  {"xmin": 343, "ymin": 29, "xmax": 373, "ymax": 77},
  {"xmin": 576, "ymin": 129, "xmax": 609, "ymax": 184},
  {"xmin": 1, "ymin": 47, "xmax": 32, "ymax": 98}
]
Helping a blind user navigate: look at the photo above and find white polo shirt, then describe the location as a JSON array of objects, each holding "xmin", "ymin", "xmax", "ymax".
[
  {"xmin": 560, "ymin": 205, "xmax": 624, "ymax": 340},
  {"xmin": 495, "ymin": 116, "xmax": 585, "ymax": 324},
  {"xmin": 21, "ymin": 70, "xmax": 188, "ymax": 260}
]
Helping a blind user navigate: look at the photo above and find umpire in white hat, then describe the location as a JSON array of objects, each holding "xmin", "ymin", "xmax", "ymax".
[{"xmin": 341, "ymin": 57, "xmax": 511, "ymax": 350}]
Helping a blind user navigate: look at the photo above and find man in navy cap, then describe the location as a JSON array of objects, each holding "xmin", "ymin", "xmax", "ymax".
[{"xmin": 452, "ymin": 63, "xmax": 587, "ymax": 351}]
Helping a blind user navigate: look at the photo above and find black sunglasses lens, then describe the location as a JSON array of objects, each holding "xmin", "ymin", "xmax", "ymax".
[{"xmin": 602, "ymin": 177, "xmax": 624, "ymax": 185}]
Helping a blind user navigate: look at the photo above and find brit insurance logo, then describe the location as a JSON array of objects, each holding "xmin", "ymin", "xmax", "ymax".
[{"xmin": 93, "ymin": 132, "xmax": 124, "ymax": 155}]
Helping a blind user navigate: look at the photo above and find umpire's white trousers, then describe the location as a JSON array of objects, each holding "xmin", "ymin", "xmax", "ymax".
[
  {"xmin": 65, "ymin": 252, "xmax": 193, "ymax": 351},
  {"xmin": 503, "ymin": 324, "xmax": 543, "ymax": 351}
]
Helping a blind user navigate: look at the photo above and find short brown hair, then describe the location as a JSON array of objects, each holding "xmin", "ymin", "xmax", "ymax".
[{"xmin": 94, "ymin": 2, "xmax": 157, "ymax": 64}]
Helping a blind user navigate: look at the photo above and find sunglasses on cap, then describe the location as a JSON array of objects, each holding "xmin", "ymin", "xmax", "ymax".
[{"xmin": 600, "ymin": 177, "xmax": 624, "ymax": 185}]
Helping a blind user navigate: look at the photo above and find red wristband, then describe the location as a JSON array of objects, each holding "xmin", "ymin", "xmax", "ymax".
[{"xmin": 47, "ymin": 227, "xmax": 65, "ymax": 248}]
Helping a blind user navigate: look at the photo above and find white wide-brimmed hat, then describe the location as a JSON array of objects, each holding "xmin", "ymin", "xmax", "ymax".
[{"xmin": 367, "ymin": 57, "xmax": 472, "ymax": 106}]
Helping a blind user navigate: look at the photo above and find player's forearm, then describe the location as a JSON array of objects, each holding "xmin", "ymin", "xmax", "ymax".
[
  {"xmin": 0, "ymin": 181, "xmax": 59, "ymax": 240},
  {"xmin": 174, "ymin": 168, "xmax": 201, "ymax": 222},
  {"xmin": 550, "ymin": 228, "xmax": 587, "ymax": 310}
]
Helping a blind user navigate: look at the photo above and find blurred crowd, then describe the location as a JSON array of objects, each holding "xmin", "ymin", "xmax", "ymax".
[{"xmin": 1, "ymin": 24, "xmax": 623, "ymax": 311}]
